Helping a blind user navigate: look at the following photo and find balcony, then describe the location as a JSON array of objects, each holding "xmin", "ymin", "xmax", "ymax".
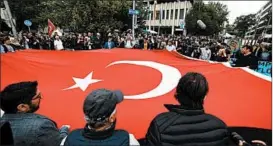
[
  {"xmin": 258, "ymin": 20, "xmax": 265, "ymax": 25},
  {"xmin": 261, "ymin": 3, "xmax": 272, "ymax": 14},
  {"xmin": 260, "ymin": 11, "xmax": 269, "ymax": 20}
]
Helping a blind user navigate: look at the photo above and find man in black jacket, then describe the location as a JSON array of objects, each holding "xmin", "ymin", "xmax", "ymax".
[
  {"xmin": 145, "ymin": 72, "xmax": 229, "ymax": 146},
  {"xmin": 0, "ymin": 121, "xmax": 14, "ymax": 145},
  {"xmin": 234, "ymin": 45, "xmax": 258, "ymax": 69}
]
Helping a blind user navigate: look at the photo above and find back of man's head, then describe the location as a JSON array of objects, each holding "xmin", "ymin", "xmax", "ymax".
[
  {"xmin": 0, "ymin": 81, "xmax": 38, "ymax": 113},
  {"xmin": 175, "ymin": 72, "xmax": 209, "ymax": 109},
  {"xmin": 83, "ymin": 89, "xmax": 123, "ymax": 131},
  {"xmin": 243, "ymin": 45, "xmax": 253, "ymax": 52}
]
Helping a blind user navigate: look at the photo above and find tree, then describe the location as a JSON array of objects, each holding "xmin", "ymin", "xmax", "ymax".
[
  {"xmin": 185, "ymin": 1, "xmax": 229, "ymax": 36},
  {"xmin": 35, "ymin": 0, "xmax": 131, "ymax": 32},
  {"xmin": 3, "ymin": 0, "xmax": 148, "ymax": 34},
  {"xmin": 225, "ymin": 23, "xmax": 236, "ymax": 35},
  {"xmin": 233, "ymin": 14, "xmax": 256, "ymax": 37},
  {"xmin": 1, "ymin": 0, "xmax": 43, "ymax": 31}
]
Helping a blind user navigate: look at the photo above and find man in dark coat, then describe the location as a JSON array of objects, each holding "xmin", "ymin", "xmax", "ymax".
[
  {"xmin": 234, "ymin": 45, "xmax": 258, "ymax": 70},
  {"xmin": 145, "ymin": 72, "xmax": 229, "ymax": 146}
]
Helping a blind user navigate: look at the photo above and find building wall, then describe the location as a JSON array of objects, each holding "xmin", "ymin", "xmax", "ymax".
[
  {"xmin": 245, "ymin": 1, "xmax": 272, "ymax": 38},
  {"xmin": 145, "ymin": 1, "xmax": 192, "ymax": 28}
]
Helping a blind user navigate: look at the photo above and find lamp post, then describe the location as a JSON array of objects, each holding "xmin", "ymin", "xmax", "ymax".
[
  {"xmin": 153, "ymin": 0, "xmax": 157, "ymax": 31},
  {"xmin": 132, "ymin": 0, "xmax": 136, "ymax": 40},
  {"xmin": 3, "ymin": 0, "xmax": 17, "ymax": 38}
]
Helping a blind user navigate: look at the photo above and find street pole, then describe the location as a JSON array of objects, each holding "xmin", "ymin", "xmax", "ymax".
[
  {"xmin": 132, "ymin": 0, "xmax": 136, "ymax": 40},
  {"xmin": 158, "ymin": 6, "xmax": 162, "ymax": 36},
  {"xmin": 3, "ymin": 0, "xmax": 17, "ymax": 38},
  {"xmin": 171, "ymin": 2, "xmax": 175, "ymax": 35},
  {"xmin": 148, "ymin": 1, "xmax": 151, "ymax": 31},
  {"xmin": 135, "ymin": 12, "xmax": 138, "ymax": 30},
  {"xmin": 183, "ymin": 0, "xmax": 187, "ymax": 36},
  {"xmin": 153, "ymin": 0, "xmax": 157, "ymax": 31}
]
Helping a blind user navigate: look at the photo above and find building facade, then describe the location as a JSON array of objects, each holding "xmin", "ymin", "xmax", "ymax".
[
  {"xmin": 144, "ymin": 0, "xmax": 193, "ymax": 35},
  {"xmin": 244, "ymin": 1, "xmax": 272, "ymax": 45}
]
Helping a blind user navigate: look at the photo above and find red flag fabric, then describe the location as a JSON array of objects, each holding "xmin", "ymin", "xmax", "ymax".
[
  {"xmin": 1, "ymin": 49, "xmax": 271, "ymax": 139},
  {"xmin": 48, "ymin": 19, "xmax": 56, "ymax": 37}
]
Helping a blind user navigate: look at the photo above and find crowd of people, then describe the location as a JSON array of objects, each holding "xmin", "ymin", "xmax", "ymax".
[
  {"xmin": 0, "ymin": 72, "xmax": 268, "ymax": 146},
  {"xmin": 0, "ymin": 30, "xmax": 271, "ymax": 146},
  {"xmin": 0, "ymin": 30, "xmax": 272, "ymax": 71},
  {"xmin": 177, "ymin": 39, "xmax": 271, "ymax": 69}
]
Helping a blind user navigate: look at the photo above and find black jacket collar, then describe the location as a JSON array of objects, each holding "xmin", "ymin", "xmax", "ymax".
[{"xmin": 164, "ymin": 104, "xmax": 205, "ymax": 116}]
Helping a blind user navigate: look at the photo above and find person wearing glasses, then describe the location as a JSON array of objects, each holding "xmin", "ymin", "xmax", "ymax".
[{"xmin": 0, "ymin": 81, "xmax": 69, "ymax": 146}]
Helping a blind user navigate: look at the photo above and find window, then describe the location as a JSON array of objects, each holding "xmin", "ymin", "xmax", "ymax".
[
  {"xmin": 151, "ymin": 11, "xmax": 153, "ymax": 20},
  {"xmin": 166, "ymin": 10, "xmax": 169, "ymax": 19},
  {"xmin": 175, "ymin": 9, "xmax": 178, "ymax": 19},
  {"xmin": 162, "ymin": 10, "xmax": 165, "ymax": 20},
  {"xmin": 156, "ymin": 11, "xmax": 160, "ymax": 20},
  {"xmin": 179, "ymin": 9, "xmax": 184, "ymax": 19},
  {"xmin": 266, "ymin": 28, "xmax": 272, "ymax": 34},
  {"xmin": 263, "ymin": 38, "xmax": 272, "ymax": 44},
  {"xmin": 170, "ymin": 10, "xmax": 173, "ymax": 19}
]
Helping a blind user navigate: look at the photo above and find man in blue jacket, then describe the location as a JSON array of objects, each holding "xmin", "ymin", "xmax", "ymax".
[{"xmin": 104, "ymin": 38, "xmax": 115, "ymax": 49}]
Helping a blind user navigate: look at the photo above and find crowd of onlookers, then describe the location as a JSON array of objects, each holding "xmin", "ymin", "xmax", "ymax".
[
  {"xmin": 0, "ymin": 30, "xmax": 271, "ymax": 145},
  {"xmin": 0, "ymin": 72, "xmax": 269, "ymax": 146},
  {"xmin": 176, "ymin": 39, "xmax": 272, "ymax": 70},
  {"xmin": 1, "ymin": 31, "xmax": 272, "ymax": 71}
]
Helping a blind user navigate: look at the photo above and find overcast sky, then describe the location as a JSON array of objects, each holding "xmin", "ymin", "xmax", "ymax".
[{"xmin": 203, "ymin": 1, "xmax": 269, "ymax": 24}]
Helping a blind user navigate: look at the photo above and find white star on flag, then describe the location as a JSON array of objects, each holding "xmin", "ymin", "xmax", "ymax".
[{"xmin": 63, "ymin": 72, "xmax": 102, "ymax": 91}]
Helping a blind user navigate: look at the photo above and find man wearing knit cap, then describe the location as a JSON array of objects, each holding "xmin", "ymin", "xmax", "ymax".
[{"xmin": 64, "ymin": 89, "xmax": 139, "ymax": 146}]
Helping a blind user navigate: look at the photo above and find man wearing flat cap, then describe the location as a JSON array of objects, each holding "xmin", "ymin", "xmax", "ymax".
[{"xmin": 64, "ymin": 89, "xmax": 139, "ymax": 146}]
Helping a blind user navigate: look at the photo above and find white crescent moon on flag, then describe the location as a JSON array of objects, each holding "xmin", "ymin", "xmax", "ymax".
[{"xmin": 106, "ymin": 61, "xmax": 182, "ymax": 99}]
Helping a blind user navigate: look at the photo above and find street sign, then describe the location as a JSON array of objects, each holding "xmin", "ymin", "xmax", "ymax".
[
  {"xmin": 129, "ymin": 9, "xmax": 140, "ymax": 15},
  {"xmin": 129, "ymin": 9, "xmax": 134, "ymax": 15},
  {"xmin": 24, "ymin": 20, "xmax": 32, "ymax": 27}
]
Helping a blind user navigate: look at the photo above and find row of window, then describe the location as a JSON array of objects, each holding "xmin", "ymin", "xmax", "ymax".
[
  {"xmin": 246, "ymin": 22, "xmax": 272, "ymax": 35},
  {"xmin": 148, "ymin": 9, "xmax": 187, "ymax": 20},
  {"xmin": 246, "ymin": 27, "xmax": 272, "ymax": 36}
]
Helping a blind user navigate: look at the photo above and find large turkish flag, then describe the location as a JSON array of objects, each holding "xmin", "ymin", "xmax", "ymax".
[{"xmin": 1, "ymin": 49, "xmax": 271, "ymax": 138}]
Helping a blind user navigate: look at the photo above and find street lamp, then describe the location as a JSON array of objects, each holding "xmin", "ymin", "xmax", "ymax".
[{"xmin": 132, "ymin": 0, "xmax": 136, "ymax": 40}]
